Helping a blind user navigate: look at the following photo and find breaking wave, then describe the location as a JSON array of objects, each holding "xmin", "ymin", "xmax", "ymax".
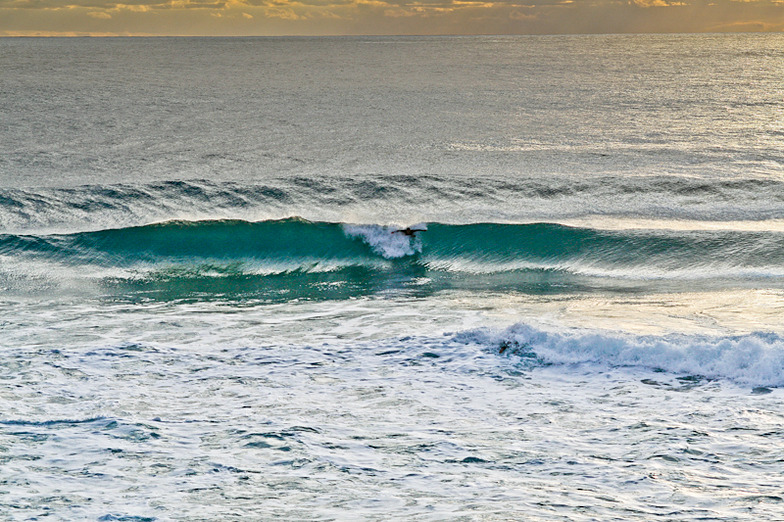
[
  {"xmin": 1, "ymin": 217, "xmax": 783, "ymax": 300},
  {"xmin": 456, "ymin": 323, "xmax": 784, "ymax": 387}
]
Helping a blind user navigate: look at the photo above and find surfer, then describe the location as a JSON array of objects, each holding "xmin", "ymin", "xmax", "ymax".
[{"xmin": 392, "ymin": 227, "xmax": 426, "ymax": 237}]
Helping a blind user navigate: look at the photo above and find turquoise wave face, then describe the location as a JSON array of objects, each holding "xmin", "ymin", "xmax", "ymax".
[{"xmin": 1, "ymin": 218, "xmax": 783, "ymax": 302}]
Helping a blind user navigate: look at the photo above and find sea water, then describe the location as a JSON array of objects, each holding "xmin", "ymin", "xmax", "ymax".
[{"xmin": 1, "ymin": 34, "xmax": 784, "ymax": 520}]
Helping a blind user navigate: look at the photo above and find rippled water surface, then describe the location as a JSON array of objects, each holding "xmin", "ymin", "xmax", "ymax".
[{"xmin": 3, "ymin": 297, "xmax": 784, "ymax": 520}]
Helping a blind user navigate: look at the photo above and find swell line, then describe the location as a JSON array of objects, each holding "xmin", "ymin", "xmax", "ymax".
[{"xmin": 1, "ymin": 218, "xmax": 783, "ymax": 301}]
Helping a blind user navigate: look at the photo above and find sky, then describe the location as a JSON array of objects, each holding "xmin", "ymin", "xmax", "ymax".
[{"xmin": 0, "ymin": 0, "xmax": 782, "ymax": 36}]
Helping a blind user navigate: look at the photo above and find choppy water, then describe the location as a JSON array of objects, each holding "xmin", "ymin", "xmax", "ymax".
[{"xmin": 1, "ymin": 34, "xmax": 784, "ymax": 520}]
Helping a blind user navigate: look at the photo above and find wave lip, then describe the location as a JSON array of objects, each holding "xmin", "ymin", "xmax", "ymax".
[{"xmin": 457, "ymin": 324, "xmax": 784, "ymax": 387}]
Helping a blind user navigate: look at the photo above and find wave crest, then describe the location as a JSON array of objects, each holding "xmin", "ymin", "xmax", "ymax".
[
  {"xmin": 2, "ymin": 218, "xmax": 784, "ymax": 300},
  {"xmin": 456, "ymin": 324, "xmax": 784, "ymax": 387}
]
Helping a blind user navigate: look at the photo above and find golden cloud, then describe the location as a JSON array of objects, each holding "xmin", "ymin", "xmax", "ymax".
[
  {"xmin": 631, "ymin": 0, "xmax": 685, "ymax": 6},
  {"xmin": 1, "ymin": 0, "xmax": 783, "ymax": 35}
]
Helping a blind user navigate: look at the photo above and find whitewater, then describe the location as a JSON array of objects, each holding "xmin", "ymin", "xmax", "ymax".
[{"xmin": 1, "ymin": 34, "xmax": 784, "ymax": 520}]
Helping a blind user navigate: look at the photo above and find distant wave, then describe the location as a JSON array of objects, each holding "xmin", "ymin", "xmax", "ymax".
[
  {"xmin": 1, "ymin": 218, "xmax": 783, "ymax": 301},
  {"xmin": 3, "ymin": 176, "xmax": 784, "ymax": 235},
  {"xmin": 456, "ymin": 323, "xmax": 784, "ymax": 387}
]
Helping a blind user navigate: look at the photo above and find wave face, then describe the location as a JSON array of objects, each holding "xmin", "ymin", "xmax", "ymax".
[{"xmin": 2, "ymin": 218, "xmax": 783, "ymax": 301}]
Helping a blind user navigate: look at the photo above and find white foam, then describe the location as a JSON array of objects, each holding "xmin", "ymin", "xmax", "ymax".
[
  {"xmin": 456, "ymin": 323, "xmax": 784, "ymax": 387},
  {"xmin": 342, "ymin": 224, "xmax": 427, "ymax": 259}
]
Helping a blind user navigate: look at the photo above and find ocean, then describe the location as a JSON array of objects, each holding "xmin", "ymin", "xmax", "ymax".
[{"xmin": 1, "ymin": 34, "xmax": 783, "ymax": 520}]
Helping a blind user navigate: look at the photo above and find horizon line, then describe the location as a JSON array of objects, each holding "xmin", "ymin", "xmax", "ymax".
[{"xmin": 2, "ymin": 29, "xmax": 783, "ymax": 38}]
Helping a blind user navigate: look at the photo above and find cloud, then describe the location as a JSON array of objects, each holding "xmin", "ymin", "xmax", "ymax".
[
  {"xmin": 1, "ymin": 0, "xmax": 783, "ymax": 35},
  {"xmin": 631, "ymin": 0, "xmax": 685, "ymax": 6},
  {"xmin": 0, "ymin": 0, "xmax": 228, "ymax": 7},
  {"xmin": 709, "ymin": 18, "xmax": 784, "ymax": 30}
]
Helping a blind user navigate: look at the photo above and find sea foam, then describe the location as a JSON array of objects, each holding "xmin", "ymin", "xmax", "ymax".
[
  {"xmin": 342, "ymin": 224, "xmax": 426, "ymax": 259},
  {"xmin": 456, "ymin": 323, "xmax": 784, "ymax": 387}
]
